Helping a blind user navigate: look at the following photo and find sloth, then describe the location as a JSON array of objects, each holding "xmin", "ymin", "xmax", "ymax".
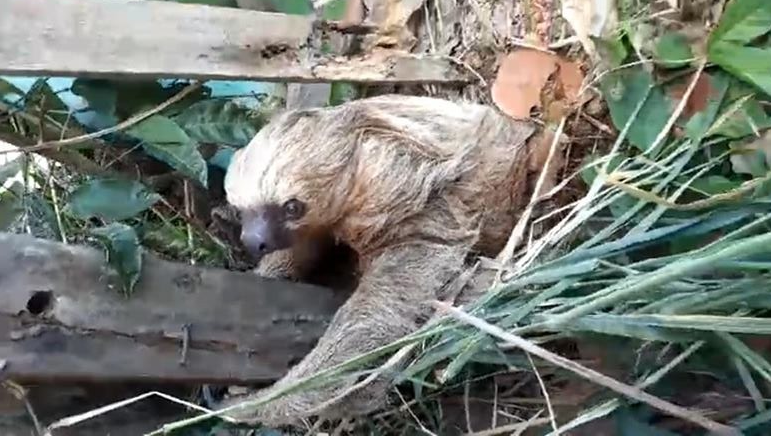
[{"xmin": 222, "ymin": 94, "xmax": 537, "ymax": 426}]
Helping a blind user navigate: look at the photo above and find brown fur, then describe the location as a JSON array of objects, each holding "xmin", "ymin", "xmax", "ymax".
[{"xmin": 221, "ymin": 94, "xmax": 536, "ymax": 426}]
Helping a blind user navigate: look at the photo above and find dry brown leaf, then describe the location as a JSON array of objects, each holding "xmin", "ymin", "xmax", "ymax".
[
  {"xmin": 364, "ymin": 0, "xmax": 424, "ymax": 49},
  {"xmin": 555, "ymin": 58, "xmax": 585, "ymax": 104},
  {"xmin": 492, "ymin": 48, "xmax": 559, "ymax": 119},
  {"xmin": 667, "ymin": 73, "xmax": 714, "ymax": 120}
]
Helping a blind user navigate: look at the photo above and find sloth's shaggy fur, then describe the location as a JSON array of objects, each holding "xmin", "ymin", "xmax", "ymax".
[{"xmin": 222, "ymin": 94, "xmax": 536, "ymax": 426}]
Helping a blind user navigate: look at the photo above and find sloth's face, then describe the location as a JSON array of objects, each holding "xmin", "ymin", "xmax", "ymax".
[
  {"xmin": 236, "ymin": 198, "xmax": 307, "ymax": 262},
  {"xmin": 224, "ymin": 108, "xmax": 357, "ymax": 261}
]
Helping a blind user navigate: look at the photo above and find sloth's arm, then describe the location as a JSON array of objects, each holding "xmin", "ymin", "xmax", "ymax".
[
  {"xmin": 253, "ymin": 249, "xmax": 302, "ymax": 280},
  {"xmin": 222, "ymin": 241, "xmax": 469, "ymax": 426}
]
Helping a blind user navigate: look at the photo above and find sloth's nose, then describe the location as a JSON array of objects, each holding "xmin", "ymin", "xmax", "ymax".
[{"xmin": 241, "ymin": 218, "xmax": 277, "ymax": 261}]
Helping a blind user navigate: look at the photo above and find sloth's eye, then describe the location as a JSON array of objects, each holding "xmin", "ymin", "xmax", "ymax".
[{"xmin": 282, "ymin": 198, "xmax": 305, "ymax": 220}]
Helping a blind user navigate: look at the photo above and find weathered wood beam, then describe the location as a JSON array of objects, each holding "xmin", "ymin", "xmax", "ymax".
[
  {"xmin": 0, "ymin": 0, "xmax": 470, "ymax": 84},
  {"xmin": 0, "ymin": 232, "xmax": 347, "ymax": 384}
]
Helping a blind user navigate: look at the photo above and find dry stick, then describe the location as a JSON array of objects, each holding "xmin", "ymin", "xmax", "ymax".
[
  {"xmin": 643, "ymin": 58, "xmax": 707, "ymax": 157},
  {"xmin": 494, "ymin": 116, "xmax": 566, "ymax": 279},
  {"xmin": 1, "ymin": 82, "xmax": 202, "ymax": 155},
  {"xmin": 526, "ymin": 352, "xmax": 559, "ymax": 435},
  {"xmin": 432, "ymin": 301, "xmax": 741, "ymax": 436},
  {"xmin": 44, "ymin": 390, "xmax": 234, "ymax": 435}
]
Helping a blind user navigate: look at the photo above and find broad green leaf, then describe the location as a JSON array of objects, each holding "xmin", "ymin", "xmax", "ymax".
[
  {"xmin": 128, "ymin": 115, "xmax": 208, "ymax": 186},
  {"xmin": 0, "ymin": 79, "xmax": 23, "ymax": 100},
  {"xmin": 709, "ymin": 43, "xmax": 771, "ymax": 96},
  {"xmin": 90, "ymin": 80, "xmax": 211, "ymax": 120},
  {"xmin": 71, "ymin": 78, "xmax": 118, "ymax": 116},
  {"xmin": 594, "ymin": 35, "xmax": 630, "ymax": 68},
  {"xmin": 689, "ymin": 175, "xmax": 742, "ymax": 195},
  {"xmin": 654, "ymin": 32, "xmax": 693, "ymax": 69},
  {"xmin": 24, "ymin": 79, "xmax": 72, "ymax": 126},
  {"xmin": 173, "ymin": 99, "xmax": 263, "ymax": 147},
  {"xmin": 269, "ymin": 0, "xmax": 312, "ymax": 14},
  {"xmin": 91, "ymin": 223, "xmax": 143, "ymax": 296},
  {"xmin": 708, "ymin": 0, "xmax": 771, "ymax": 45},
  {"xmin": 66, "ymin": 178, "xmax": 161, "ymax": 221},
  {"xmin": 709, "ymin": 93, "xmax": 771, "ymax": 138},
  {"xmin": 600, "ymin": 68, "xmax": 674, "ymax": 151}
]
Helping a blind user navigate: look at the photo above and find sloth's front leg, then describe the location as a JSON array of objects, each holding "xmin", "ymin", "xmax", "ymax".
[
  {"xmin": 221, "ymin": 241, "xmax": 469, "ymax": 427},
  {"xmin": 253, "ymin": 249, "xmax": 303, "ymax": 281}
]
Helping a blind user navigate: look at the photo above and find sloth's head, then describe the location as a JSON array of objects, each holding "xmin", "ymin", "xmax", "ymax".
[{"xmin": 224, "ymin": 108, "xmax": 358, "ymax": 262}]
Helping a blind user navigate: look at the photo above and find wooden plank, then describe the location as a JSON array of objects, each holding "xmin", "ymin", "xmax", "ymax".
[
  {"xmin": 0, "ymin": 232, "xmax": 347, "ymax": 384},
  {"xmin": 0, "ymin": 0, "xmax": 470, "ymax": 84}
]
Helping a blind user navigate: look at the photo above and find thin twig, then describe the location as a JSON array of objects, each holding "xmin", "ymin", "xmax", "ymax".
[
  {"xmin": 644, "ymin": 58, "xmax": 707, "ymax": 157},
  {"xmin": 526, "ymin": 352, "xmax": 558, "ymax": 434},
  {"xmin": 45, "ymin": 390, "xmax": 235, "ymax": 434},
  {"xmin": 3, "ymin": 82, "xmax": 202, "ymax": 155},
  {"xmin": 432, "ymin": 301, "xmax": 741, "ymax": 436},
  {"xmin": 495, "ymin": 116, "xmax": 565, "ymax": 277},
  {"xmin": 3, "ymin": 380, "xmax": 43, "ymax": 436}
]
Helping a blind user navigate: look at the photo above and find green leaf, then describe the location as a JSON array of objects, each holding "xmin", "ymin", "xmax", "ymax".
[
  {"xmin": 173, "ymin": 99, "xmax": 263, "ymax": 147},
  {"xmin": 66, "ymin": 178, "xmax": 161, "ymax": 221},
  {"xmin": 269, "ymin": 0, "xmax": 312, "ymax": 14},
  {"xmin": 655, "ymin": 32, "xmax": 694, "ymax": 69},
  {"xmin": 709, "ymin": 87, "xmax": 771, "ymax": 138},
  {"xmin": 0, "ymin": 79, "xmax": 24, "ymax": 100},
  {"xmin": 24, "ymin": 79, "xmax": 72, "ymax": 126},
  {"xmin": 71, "ymin": 78, "xmax": 118, "ymax": 116},
  {"xmin": 600, "ymin": 68, "xmax": 674, "ymax": 151},
  {"xmin": 708, "ymin": 0, "xmax": 771, "ymax": 45},
  {"xmin": 709, "ymin": 43, "xmax": 771, "ymax": 96},
  {"xmin": 128, "ymin": 115, "xmax": 208, "ymax": 186},
  {"xmin": 593, "ymin": 35, "xmax": 630, "ymax": 68},
  {"xmin": 689, "ymin": 175, "xmax": 742, "ymax": 195},
  {"xmin": 329, "ymin": 82, "xmax": 360, "ymax": 106},
  {"xmin": 84, "ymin": 80, "xmax": 211, "ymax": 120},
  {"xmin": 321, "ymin": 0, "xmax": 348, "ymax": 19},
  {"xmin": 91, "ymin": 223, "xmax": 143, "ymax": 296}
]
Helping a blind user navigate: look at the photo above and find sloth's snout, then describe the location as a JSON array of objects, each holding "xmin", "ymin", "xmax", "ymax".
[{"xmin": 241, "ymin": 216, "xmax": 279, "ymax": 261}]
